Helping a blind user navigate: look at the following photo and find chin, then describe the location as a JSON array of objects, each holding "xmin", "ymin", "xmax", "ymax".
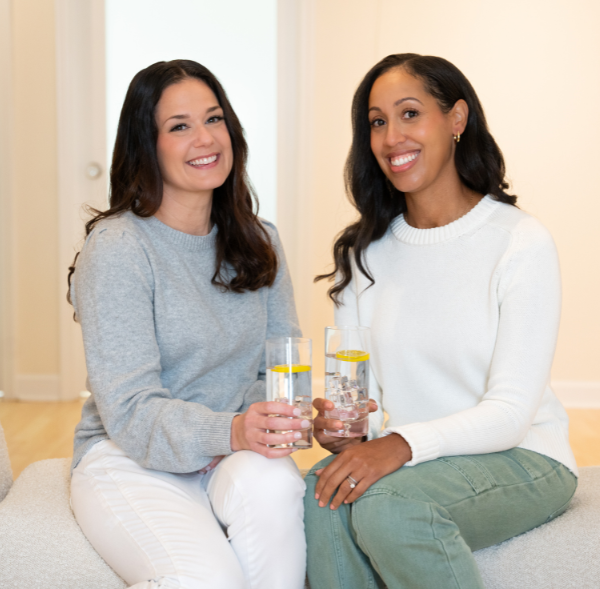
[{"xmin": 388, "ymin": 179, "xmax": 418, "ymax": 194}]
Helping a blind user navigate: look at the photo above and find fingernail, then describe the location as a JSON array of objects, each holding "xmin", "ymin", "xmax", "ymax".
[
  {"xmin": 294, "ymin": 432, "xmax": 302, "ymax": 439},
  {"xmin": 293, "ymin": 408, "xmax": 302, "ymax": 416},
  {"xmin": 336, "ymin": 422, "xmax": 343, "ymax": 429},
  {"xmin": 301, "ymin": 420, "xmax": 310, "ymax": 428},
  {"xmin": 315, "ymin": 493, "xmax": 320, "ymax": 500},
  {"xmin": 319, "ymin": 501, "xmax": 325, "ymax": 507},
  {"xmin": 330, "ymin": 504, "xmax": 336, "ymax": 510}
]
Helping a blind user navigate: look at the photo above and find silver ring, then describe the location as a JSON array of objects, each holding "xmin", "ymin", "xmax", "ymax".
[{"xmin": 347, "ymin": 475, "xmax": 358, "ymax": 489}]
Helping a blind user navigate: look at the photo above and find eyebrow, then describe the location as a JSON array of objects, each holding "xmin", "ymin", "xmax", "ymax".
[
  {"xmin": 368, "ymin": 96, "xmax": 424, "ymax": 113},
  {"xmin": 164, "ymin": 105, "xmax": 222, "ymax": 123}
]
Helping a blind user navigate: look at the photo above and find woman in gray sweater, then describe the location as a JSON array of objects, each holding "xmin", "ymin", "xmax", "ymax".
[{"xmin": 69, "ymin": 60, "xmax": 307, "ymax": 589}]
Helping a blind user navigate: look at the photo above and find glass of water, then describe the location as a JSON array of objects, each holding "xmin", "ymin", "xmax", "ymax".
[
  {"xmin": 265, "ymin": 337, "xmax": 313, "ymax": 449},
  {"xmin": 324, "ymin": 326, "xmax": 370, "ymax": 438}
]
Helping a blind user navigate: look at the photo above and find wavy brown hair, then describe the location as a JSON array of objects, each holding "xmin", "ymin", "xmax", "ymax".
[
  {"xmin": 317, "ymin": 53, "xmax": 517, "ymax": 304},
  {"xmin": 68, "ymin": 59, "xmax": 277, "ymax": 303}
]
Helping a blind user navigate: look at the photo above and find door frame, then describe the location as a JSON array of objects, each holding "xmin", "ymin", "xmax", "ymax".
[
  {"xmin": 0, "ymin": 0, "xmax": 15, "ymax": 399},
  {"xmin": 53, "ymin": 0, "xmax": 313, "ymax": 400},
  {"xmin": 55, "ymin": 0, "xmax": 107, "ymax": 400}
]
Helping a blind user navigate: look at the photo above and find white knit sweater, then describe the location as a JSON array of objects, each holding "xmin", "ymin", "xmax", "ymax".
[{"xmin": 335, "ymin": 195, "xmax": 578, "ymax": 475}]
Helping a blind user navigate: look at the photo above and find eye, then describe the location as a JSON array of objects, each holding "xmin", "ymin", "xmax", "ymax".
[
  {"xmin": 169, "ymin": 123, "xmax": 188, "ymax": 132},
  {"xmin": 370, "ymin": 117, "xmax": 385, "ymax": 128},
  {"xmin": 402, "ymin": 109, "xmax": 419, "ymax": 120},
  {"xmin": 207, "ymin": 115, "xmax": 224, "ymax": 124}
]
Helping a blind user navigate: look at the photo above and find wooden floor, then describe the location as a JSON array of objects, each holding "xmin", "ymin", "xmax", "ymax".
[{"xmin": 0, "ymin": 400, "xmax": 598, "ymax": 478}]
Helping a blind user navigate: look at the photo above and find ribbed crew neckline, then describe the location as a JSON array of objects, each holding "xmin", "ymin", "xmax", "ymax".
[
  {"xmin": 143, "ymin": 214, "xmax": 218, "ymax": 252},
  {"xmin": 390, "ymin": 194, "xmax": 500, "ymax": 245}
]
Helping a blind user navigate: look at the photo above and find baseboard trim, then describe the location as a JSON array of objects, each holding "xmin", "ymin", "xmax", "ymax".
[
  {"xmin": 15, "ymin": 374, "xmax": 60, "ymax": 401},
  {"xmin": 552, "ymin": 381, "xmax": 600, "ymax": 409}
]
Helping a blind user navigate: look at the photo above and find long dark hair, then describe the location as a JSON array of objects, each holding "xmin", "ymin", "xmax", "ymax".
[
  {"xmin": 68, "ymin": 59, "xmax": 277, "ymax": 302},
  {"xmin": 317, "ymin": 53, "xmax": 517, "ymax": 304}
]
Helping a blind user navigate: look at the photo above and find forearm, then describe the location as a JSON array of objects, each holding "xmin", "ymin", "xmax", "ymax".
[
  {"xmin": 101, "ymin": 396, "xmax": 239, "ymax": 472},
  {"xmin": 383, "ymin": 399, "xmax": 528, "ymax": 466}
]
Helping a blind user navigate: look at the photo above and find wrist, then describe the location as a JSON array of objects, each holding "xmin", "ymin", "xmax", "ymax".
[
  {"xmin": 230, "ymin": 414, "xmax": 245, "ymax": 452},
  {"xmin": 388, "ymin": 432, "xmax": 413, "ymax": 462}
]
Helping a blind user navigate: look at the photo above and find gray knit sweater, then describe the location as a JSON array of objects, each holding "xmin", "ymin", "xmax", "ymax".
[{"xmin": 70, "ymin": 212, "xmax": 300, "ymax": 473}]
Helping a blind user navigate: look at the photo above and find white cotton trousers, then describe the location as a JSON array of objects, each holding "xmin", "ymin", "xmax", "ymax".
[{"xmin": 71, "ymin": 440, "xmax": 307, "ymax": 589}]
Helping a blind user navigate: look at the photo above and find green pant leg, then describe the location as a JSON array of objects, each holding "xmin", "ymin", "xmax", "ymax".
[
  {"xmin": 305, "ymin": 449, "xmax": 576, "ymax": 589},
  {"xmin": 304, "ymin": 455, "xmax": 385, "ymax": 589}
]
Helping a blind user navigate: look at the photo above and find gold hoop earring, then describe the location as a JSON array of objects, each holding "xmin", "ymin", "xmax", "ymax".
[{"xmin": 453, "ymin": 133, "xmax": 461, "ymax": 144}]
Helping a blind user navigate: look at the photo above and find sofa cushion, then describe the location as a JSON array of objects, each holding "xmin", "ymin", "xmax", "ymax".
[
  {"xmin": 0, "ymin": 422, "xmax": 12, "ymax": 502},
  {"xmin": 474, "ymin": 466, "xmax": 600, "ymax": 588},
  {"xmin": 1, "ymin": 459, "xmax": 597, "ymax": 588},
  {"xmin": 0, "ymin": 458, "xmax": 126, "ymax": 589}
]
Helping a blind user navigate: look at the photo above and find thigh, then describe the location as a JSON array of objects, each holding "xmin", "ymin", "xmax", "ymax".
[
  {"xmin": 71, "ymin": 440, "xmax": 246, "ymax": 589},
  {"xmin": 363, "ymin": 448, "xmax": 577, "ymax": 551},
  {"xmin": 205, "ymin": 451, "xmax": 307, "ymax": 589}
]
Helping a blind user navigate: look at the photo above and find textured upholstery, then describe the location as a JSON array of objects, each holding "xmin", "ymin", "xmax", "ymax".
[
  {"xmin": 0, "ymin": 458, "xmax": 126, "ymax": 589},
  {"xmin": 0, "ymin": 421, "xmax": 12, "ymax": 503},
  {"xmin": 0, "ymin": 437, "xmax": 597, "ymax": 587},
  {"xmin": 474, "ymin": 466, "xmax": 600, "ymax": 588}
]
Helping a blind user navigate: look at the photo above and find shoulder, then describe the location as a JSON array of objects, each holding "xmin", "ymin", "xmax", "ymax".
[
  {"xmin": 83, "ymin": 212, "xmax": 149, "ymax": 254},
  {"xmin": 488, "ymin": 202, "xmax": 555, "ymax": 250},
  {"xmin": 78, "ymin": 212, "xmax": 153, "ymax": 273},
  {"xmin": 258, "ymin": 218, "xmax": 285, "ymax": 253},
  {"xmin": 489, "ymin": 203, "xmax": 560, "ymax": 294},
  {"xmin": 258, "ymin": 218, "xmax": 279, "ymax": 240}
]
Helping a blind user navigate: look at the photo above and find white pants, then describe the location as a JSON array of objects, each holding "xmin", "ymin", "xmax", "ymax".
[{"xmin": 71, "ymin": 440, "xmax": 307, "ymax": 589}]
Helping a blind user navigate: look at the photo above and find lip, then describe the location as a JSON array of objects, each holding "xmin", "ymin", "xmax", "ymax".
[
  {"xmin": 387, "ymin": 149, "xmax": 420, "ymax": 173},
  {"xmin": 186, "ymin": 153, "xmax": 220, "ymax": 169}
]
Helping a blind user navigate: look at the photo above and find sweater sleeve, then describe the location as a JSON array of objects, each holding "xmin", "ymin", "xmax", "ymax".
[
  {"xmin": 239, "ymin": 222, "xmax": 301, "ymax": 411},
  {"xmin": 382, "ymin": 221, "xmax": 562, "ymax": 466},
  {"xmin": 74, "ymin": 227, "xmax": 238, "ymax": 473},
  {"xmin": 335, "ymin": 272, "xmax": 385, "ymax": 441}
]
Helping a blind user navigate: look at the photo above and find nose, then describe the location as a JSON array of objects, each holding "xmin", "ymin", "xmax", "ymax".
[
  {"xmin": 384, "ymin": 120, "xmax": 406, "ymax": 147},
  {"xmin": 193, "ymin": 124, "xmax": 214, "ymax": 147}
]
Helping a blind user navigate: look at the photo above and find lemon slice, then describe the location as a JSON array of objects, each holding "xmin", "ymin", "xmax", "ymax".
[
  {"xmin": 271, "ymin": 364, "xmax": 311, "ymax": 373},
  {"xmin": 335, "ymin": 350, "xmax": 369, "ymax": 362}
]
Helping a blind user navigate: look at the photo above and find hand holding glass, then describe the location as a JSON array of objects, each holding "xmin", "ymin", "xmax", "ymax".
[
  {"xmin": 266, "ymin": 337, "xmax": 313, "ymax": 449},
  {"xmin": 324, "ymin": 326, "xmax": 370, "ymax": 438}
]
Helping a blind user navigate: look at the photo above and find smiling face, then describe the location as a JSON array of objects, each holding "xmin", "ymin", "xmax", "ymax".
[
  {"xmin": 368, "ymin": 67, "xmax": 466, "ymax": 197},
  {"xmin": 155, "ymin": 77, "xmax": 233, "ymax": 202}
]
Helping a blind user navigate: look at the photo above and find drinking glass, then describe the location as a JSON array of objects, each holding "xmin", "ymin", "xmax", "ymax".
[
  {"xmin": 265, "ymin": 337, "xmax": 313, "ymax": 448},
  {"xmin": 324, "ymin": 326, "xmax": 370, "ymax": 438}
]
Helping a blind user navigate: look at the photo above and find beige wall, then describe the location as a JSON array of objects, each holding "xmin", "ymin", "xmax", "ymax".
[
  {"xmin": 12, "ymin": 0, "xmax": 60, "ymax": 376},
  {"xmin": 2, "ymin": 0, "xmax": 599, "ymax": 398},
  {"xmin": 299, "ymin": 0, "xmax": 600, "ymax": 384}
]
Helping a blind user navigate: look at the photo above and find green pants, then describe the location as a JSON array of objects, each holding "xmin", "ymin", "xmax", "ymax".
[{"xmin": 304, "ymin": 448, "xmax": 576, "ymax": 589}]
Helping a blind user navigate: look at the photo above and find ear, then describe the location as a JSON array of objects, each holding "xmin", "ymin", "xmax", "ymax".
[{"xmin": 451, "ymin": 99, "xmax": 468, "ymax": 135}]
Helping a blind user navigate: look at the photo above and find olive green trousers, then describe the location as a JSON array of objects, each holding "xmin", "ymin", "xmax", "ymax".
[{"xmin": 304, "ymin": 448, "xmax": 576, "ymax": 589}]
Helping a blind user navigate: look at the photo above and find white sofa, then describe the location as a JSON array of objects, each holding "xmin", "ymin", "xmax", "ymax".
[{"xmin": 1, "ymin": 420, "xmax": 599, "ymax": 588}]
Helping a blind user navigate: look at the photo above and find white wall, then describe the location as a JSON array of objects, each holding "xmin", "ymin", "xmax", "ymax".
[{"xmin": 105, "ymin": 0, "xmax": 278, "ymax": 223}]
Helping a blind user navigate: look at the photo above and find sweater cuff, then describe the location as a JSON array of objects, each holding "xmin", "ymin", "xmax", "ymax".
[
  {"xmin": 194, "ymin": 412, "xmax": 239, "ymax": 457},
  {"xmin": 381, "ymin": 422, "xmax": 440, "ymax": 466}
]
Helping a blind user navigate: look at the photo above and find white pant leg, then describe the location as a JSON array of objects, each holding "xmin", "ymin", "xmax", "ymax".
[
  {"xmin": 205, "ymin": 451, "xmax": 307, "ymax": 589},
  {"xmin": 71, "ymin": 440, "xmax": 247, "ymax": 589}
]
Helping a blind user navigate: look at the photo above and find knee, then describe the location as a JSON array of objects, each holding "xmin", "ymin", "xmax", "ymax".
[
  {"xmin": 353, "ymin": 488, "xmax": 438, "ymax": 548},
  {"xmin": 219, "ymin": 450, "xmax": 305, "ymax": 502}
]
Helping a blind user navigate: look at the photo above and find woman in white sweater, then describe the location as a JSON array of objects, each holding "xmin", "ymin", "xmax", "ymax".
[{"xmin": 304, "ymin": 54, "xmax": 577, "ymax": 589}]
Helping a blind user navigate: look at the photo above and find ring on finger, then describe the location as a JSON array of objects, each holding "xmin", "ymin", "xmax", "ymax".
[{"xmin": 347, "ymin": 475, "xmax": 358, "ymax": 489}]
